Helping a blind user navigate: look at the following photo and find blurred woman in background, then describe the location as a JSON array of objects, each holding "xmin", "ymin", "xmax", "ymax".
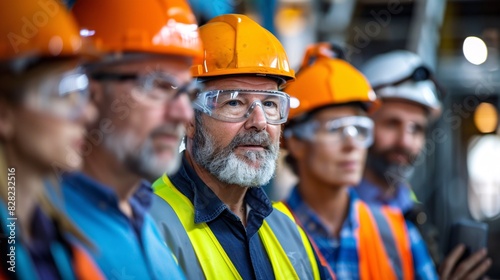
[
  {"xmin": 0, "ymin": 1, "xmax": 102, "ymax": 279},
  {"xmin": 282, "ymin": 43, "xmax": 437, "ymax": 279}
]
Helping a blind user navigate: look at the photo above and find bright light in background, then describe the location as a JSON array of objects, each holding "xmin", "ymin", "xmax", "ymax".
[
  {"xmin": 80, "ymin": 29, "xmax": 95, "ymax": 37},
  {"xmin": 290, "ymin": 97, "xmax": 300, "ymax": 109},
  {"xmin": 474, "ymin": 102, "xmax": 498, "ymax": 133},
  {"xmin": 463, "ymin": 36, "xmax": 488, "ymax": 65},
  {"xmin": 468, "ymin": 135, "xmax": 500, "ymax": 220}
]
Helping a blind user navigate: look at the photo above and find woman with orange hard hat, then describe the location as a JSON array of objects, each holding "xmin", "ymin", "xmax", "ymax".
[
  {"xmin": 0, "ymin": 0, "xmax": 102, "ymax": 279},
  {"xmin": 282, "ymin": 43, "xmax": 418, "ymax": 280}
]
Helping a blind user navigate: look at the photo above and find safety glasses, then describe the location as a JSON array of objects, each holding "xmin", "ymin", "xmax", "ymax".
[
  {"xmin": 24, "ymin": 68, "xmax": 90, "ymax": 120},
  {"xmin": 286, "ymin": 116, "xmax": 374, "ymax": 147},
  {"xmin": 91, "ymin": 71, "xmax": 202, "ymax": 104},
  {"xmin": 193, "ymin": 89, "xmax": 291, "ymax": 125}
]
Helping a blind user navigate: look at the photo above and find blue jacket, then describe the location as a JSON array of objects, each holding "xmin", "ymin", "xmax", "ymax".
[{"xmin": 61, "ymin": 172, "xmax": 185, "ymax": 280}]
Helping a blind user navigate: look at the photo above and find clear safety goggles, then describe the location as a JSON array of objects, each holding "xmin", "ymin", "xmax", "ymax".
[
  {"xmin": 91, "ymin": 71, "xmax": 202, "ymax": 104},
  {"xmin": 193, "ymin": 89, "xmax": 291, "ymax": 125},
  {"xmin": 286, "ymin": 116, "xmax": 374, "ymax": 147},
  {"xmin": 24, "ymin": 68, "xmax": 90, "ymax": 120}
]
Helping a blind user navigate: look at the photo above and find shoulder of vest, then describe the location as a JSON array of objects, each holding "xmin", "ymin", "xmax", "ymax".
[{"xmin": 271, "ymin": 201, "xmax": 296, "ymax": 222}]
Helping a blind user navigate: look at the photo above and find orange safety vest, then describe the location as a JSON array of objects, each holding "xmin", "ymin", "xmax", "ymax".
[
  {"xmin": 356, "ymin": 201, "xmax": 414, "ymax": 280},
  {"xmin": 285, "ymin": 200, "xmax": 414, "ymax": 280}
]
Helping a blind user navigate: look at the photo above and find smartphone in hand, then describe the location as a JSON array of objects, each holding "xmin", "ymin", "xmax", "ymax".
[{"xmin": 446, "ymin": 219, "xmax": 488, "ymax": 262}]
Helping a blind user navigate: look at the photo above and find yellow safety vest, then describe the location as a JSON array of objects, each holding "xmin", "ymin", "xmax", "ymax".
[{"xmin": 153, "ymin": 174, "xmax": 321, "ymax": 280}]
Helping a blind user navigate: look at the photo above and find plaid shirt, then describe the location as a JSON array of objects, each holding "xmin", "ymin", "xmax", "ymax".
[{"xmin": 286, "ymin": 187, "xmax": 438, "ymax": 280}]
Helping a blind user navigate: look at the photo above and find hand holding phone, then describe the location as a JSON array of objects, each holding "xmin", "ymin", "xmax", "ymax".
[
  {"xmin": 439, "ymin": 219, "xmax": 492, "ymax": 280},
  {"xmin": 446, "ymin": 219, "xmax": 488, "ymax": 260}
]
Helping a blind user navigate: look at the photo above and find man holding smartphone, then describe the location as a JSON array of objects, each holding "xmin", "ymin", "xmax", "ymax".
[{"xmin": 355, "ymin": 50, "xmax": 492, "ymax": 279}]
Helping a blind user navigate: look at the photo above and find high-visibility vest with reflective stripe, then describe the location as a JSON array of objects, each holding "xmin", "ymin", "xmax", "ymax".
[
  {"xmin": 355, "ymin": 200, "xmax": 414, "ymax": 280},
  {"xmin": 153, "ymin": 174, "xmax": 321, "ymax": 280}
]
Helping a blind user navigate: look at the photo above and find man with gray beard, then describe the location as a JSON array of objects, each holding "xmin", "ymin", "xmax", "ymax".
[
  {"xmin": 60, "ymin": 0, "xmax": 204, "ymax": 278},
  {"xmin": 192, "ymin": 118, "xmax": 278, "ymax": 187},
  {"xmin": 150, "ymin": 14, "xmax": 333, "ymax": 280}
]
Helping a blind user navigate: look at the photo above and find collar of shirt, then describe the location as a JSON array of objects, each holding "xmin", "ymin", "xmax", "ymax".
[
  {"xmin": 62, "ymin": 172, "xmax": 153, "ymax": 227},
  {"xmin": 285, "ymin": 187, "xmax": 359, "ymax": 238},
  {"xmin": 354, "ymin": 178, "xmax": 414, "ymax": 213},
  {"xmin": 171, "ymin": 153, "xmax": 273, "ymax": 225}
]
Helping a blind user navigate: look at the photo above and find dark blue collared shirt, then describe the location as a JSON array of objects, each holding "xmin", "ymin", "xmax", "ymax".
[{"xmin": 169, "ymin": 155, "xmax": 275, "ymax": 280}]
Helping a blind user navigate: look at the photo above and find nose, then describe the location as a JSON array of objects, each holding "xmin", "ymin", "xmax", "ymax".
[
  {"xmin": 244, "ymin": 102, "xmax": 267, "ymax": 131},
  {"xmin": 166, "ymin": 94, "xmax": 194, "ymax": 122},
  {"xmin": 340, "ymin": 126, "xmax": 359, "ymax": 149}
]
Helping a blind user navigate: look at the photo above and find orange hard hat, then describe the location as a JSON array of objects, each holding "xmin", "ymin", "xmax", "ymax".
[
  {"xmin": 72, "ymin": 0, "xmax": 203, "ymax": 59},
  {"xmin": 191, "ymin": 14, "xmax": 295, "ymax": 87},
  {"xmin": 286, "ymin": 43, "xmax": 378, "ymax": 120},
  {"xmin": 0, "ymin": 0, "xmax": 92, "ymax": 67}
]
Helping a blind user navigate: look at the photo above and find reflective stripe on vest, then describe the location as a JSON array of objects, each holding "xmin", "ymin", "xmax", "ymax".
[
  {"xmin": 153, "ymin": 175, "xmax": 320, "ymax": 280},
  {"xmin": 272, "ymin": 202, "xmax": 321, "ymax": 279},
  {"xmin": 379, "ymin": 206, "xmax": 414, "ymax": 280},
  {"xmin": 356, "ymin": 201, "xmax": 414, "ymax": 280}
]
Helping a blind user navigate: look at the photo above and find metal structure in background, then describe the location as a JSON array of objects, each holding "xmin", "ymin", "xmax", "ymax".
[{"xmin": 406, "ymin": 0, "xmax": 447, "ymax": 69}]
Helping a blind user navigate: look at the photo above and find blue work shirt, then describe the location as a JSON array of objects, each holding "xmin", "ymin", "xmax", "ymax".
[
  {"xmin": 354, "ymin": 178, "xmax": 414, "ymax": 213},
  {"xmin": 61, "ymin": 172, "xmax": 185, "ymax": 280},
  {"xmin": 353, "ymin": 179, "xmax": 438, "ymax": 280}
]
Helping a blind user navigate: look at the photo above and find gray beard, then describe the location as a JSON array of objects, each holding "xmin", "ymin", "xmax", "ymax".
[
  {"xmin": 366, "ymin": 152, "xmax": 415, "ymax": 188},
  {"xmin": 191, "ymin": 117, "xmax": 279, "ymax": 188},
  {"xmin": 103, "ymin": 129, "xmax": 182, "ymax": 182}
]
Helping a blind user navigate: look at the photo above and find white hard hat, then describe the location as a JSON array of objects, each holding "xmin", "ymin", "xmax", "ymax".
[{"xmin": 361, "ymin": 50, "xmax": 442, "ymax": 119}]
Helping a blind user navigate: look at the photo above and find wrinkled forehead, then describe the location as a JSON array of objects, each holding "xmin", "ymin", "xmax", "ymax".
[{"xmin": 202, "ymin": 76, "xmax": 279, "ymax": 91}]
